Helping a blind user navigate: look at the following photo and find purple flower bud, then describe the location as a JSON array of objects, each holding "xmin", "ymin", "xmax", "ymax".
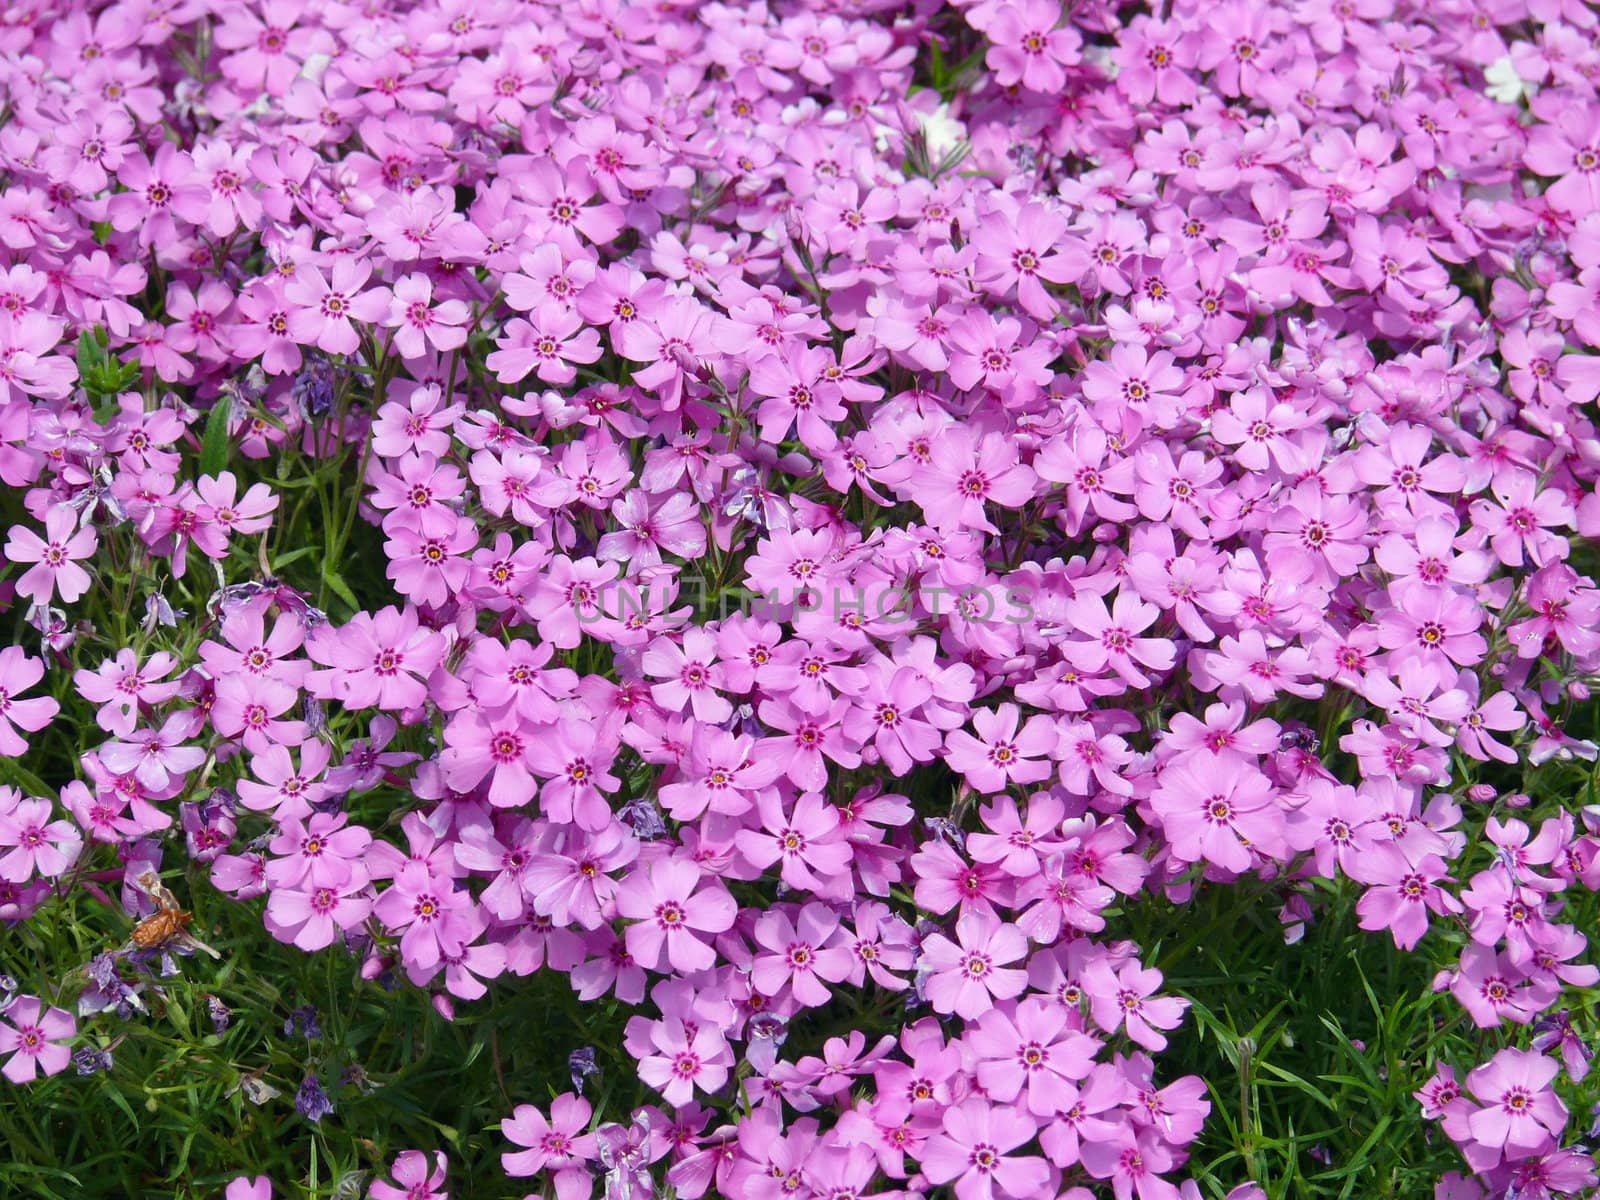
[
  {"xmin": 84, "ymin": 953, "xmax": 120, "ymax": 990},
  {"xmin": 745, "ymin": 1012, "xmax": 788, "ymax": 1074},
  {"xmin": 617, "ymin": 796, "xmax": 666, "ymax": 840},
  {"xmin": 340, "ymin": 1064, "xmax": 373, "ymax": 1094},
  {"xmin": 26, "ymin": 602, "xmax": 73, "ymax": 651},
  {"xmin": 74, "ymin": 1046, "xmax": 114, "ymax": 1076},
  {"xmin": 283, "ymin": 1006, "xmax": 321, "ymax": 1039},
  {"xmin": 923, "ymin": 816, "xmax": 966, "ymax": 854},
  {"xmin": 292, "ymin": 355, "xmax": 338, "ymax": 421},
  {"xmin": 296, "ymin": 1074, "xmax": 334, "ymax": 1124},
  {"xmin": 143, "ymin": 592, "xmax": 183, "ymax": 633},
  {"xmin": 200, "ymin": 787, "xmax": 238, "ymax": 823},
  {"xmin": 208, "ymin": 994, "xmax": 232, "ymax": 1034},
  {"xmin": 302, "ymin": 695, "xmax": 328, "ymax": 738},
  {"xmin": 569, "ymin": 1046, "xmax": 599, "ymax": 1094},
  {"xmin": 1278, "ymin": 724, "xmax": 1319, "ymax": 752}
]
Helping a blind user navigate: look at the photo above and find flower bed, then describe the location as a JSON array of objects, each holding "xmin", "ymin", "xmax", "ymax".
[{"xmin": 0, "ymin": 0, "xmax": 1598, "ymax": 1198}]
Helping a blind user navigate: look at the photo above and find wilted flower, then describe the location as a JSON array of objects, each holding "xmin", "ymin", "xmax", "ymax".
[{"xmin": 296, "ymin": 1074, "xmax": 334, "ymax": 1124}]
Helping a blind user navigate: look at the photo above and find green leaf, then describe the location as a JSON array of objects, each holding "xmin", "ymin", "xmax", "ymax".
[
  {"xmin": 0, "ymin": 758, "xmax": 54, "ymax": 798},
  {"xmin": 271, "ymin": 545, "xmax": 321, "ymax": 570},
  {"xmin": 199, "ymin": 397, "xmax": 233, "ymax": 479},
  {"xmin": 76, "ymin": 330, "xmax": 106, "ymax": 371},
  {"xmin": 322, "ymin": 566, "xmax": 359, "ymax": 611},
  {"xmin": 95, "ymin": 1078, "xmax": 142, "ymax": 1134}
]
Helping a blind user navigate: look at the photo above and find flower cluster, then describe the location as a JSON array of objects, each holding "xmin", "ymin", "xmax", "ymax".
[{"xmin": 0, "ymin": 0, "xmax": 1598, "ymax": 1197}]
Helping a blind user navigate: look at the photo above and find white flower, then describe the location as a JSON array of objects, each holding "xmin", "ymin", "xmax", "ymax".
[
  {"xmin": 921, "ymin": 103, "xmax": 966, "ymax": 162},
  {"xmin": 1484, "ymin": 55, "xmax": 1529, "ymax": 104}
]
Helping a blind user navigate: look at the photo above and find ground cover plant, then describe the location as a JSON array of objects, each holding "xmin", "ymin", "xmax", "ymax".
[{"xmin": 0, "ymin": 0, "xmax": 1598, "ymax": 1197}]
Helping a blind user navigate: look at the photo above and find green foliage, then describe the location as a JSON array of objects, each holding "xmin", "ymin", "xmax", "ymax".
[
  {"xmin": 76, "ymin": 327, "xmax": 143, "ymax": 414},
  {"xmin": 0, "ymin": 870, "xmax": 613, "ymax": 1200}
]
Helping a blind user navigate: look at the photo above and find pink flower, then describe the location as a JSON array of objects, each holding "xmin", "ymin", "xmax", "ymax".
[
  {"xmin": 210, "ymin": 673, "xmax": 303, "ymax": 754},
  {"xmin": 96, "ymin": 716, "xmax": 206, "ymax": 793},
  {"xmin": 525, "ymin": 557, "xmax": 620, "ymax": 649},
  {"xmin": 973, "ymin": 200, "xmax": 1078, "ymax": 320},
  {"xmin": 1150, "ymin": 759, "xmax": 1285, "ymax": 873},
  {"xmin": 366, "ymin": 451, "xmax": 469, "ymax": 538},
  {"xmin": 382, "ymin": 274, "xmax": 470, "ymax": 359},
  {"xmin": 0, "ymin": 795, "xmax": 80, "ymax": 883},
  {"xmin": 1035, "ymin": 423, "xmax": 1138, "ymax": 530},
  {"xmin": 1375, "ymin": 582, "xmax": 1487, "ymax": 668},
  {"xmin": 4, "ymin": 508, "xmax": 97, "ymax": 604},
  {"xmin": 597, "ymin": 491, "xmax": 707, "ymax": 567},
  {"xmin": 1079, "ymin": 1124, "xmax": 1179, "ymax": 1200},
  {"xmin": 198, "ymin": 472, "xmax": 278, "ymax": 538},
  {"xmin": 487, "ymin": 309, "xmax": 601, "ymax": 386},
  {"xmin": 735, "ymin": 790, "xmax": 853, "ymax": 892},
  {"xmin": 1467, "ymin": 473, "xmax": 1574, "ymax": 569},
  {"xmin": 285, "ymin": 258, "xmax": 388, "ymax": 356},
  {"xmin": 440, "ymin": 713, "xmax": 538, "ymax": 809},
  {"xmin": 968, "ymin": 995, "xmax": 1101, "ymax": 1116},
  {"xmin": 946, "ymin": 314, "xmax": 1056, "ymax": 404},
  {"xmin": 919, "ymin": 1097, "xmax": 1052, "ymax": 1200},
  {"xmin": 658, "ymin": 727, "xmax": 782, "ymax": 821},
  {"xmin": 944, "ymin": 703, "xmax": 1058, "ymax": 794},
  {"xmin": 264, "ymin": 870, "xmax": 373, "ymax": 952},
  {"xmin": 638, "ymin": 1017, "xmax": 734, "ymax": 1106},
  {"xmin": 524, "ymin": 719, "xmax": 621, "ymax": 832},
  {"xmin": 1211, "ymin": 388, "xmax": 1310, "ymax": 473},
  {"xmin": 1348, "ymin": 844, "xmax": 1463, "ymax": 951},
  {"xmin": 642, "ymin": 628, "xmax": 730, "ymax": 722},
  {"xmin": 502, "ymin": 1093, "xmax": 598, "ymax": 1200},
  {"xmin": 1524, "ymin": 104, "xmax": 1600, "ymax": 215},
  {"xmin": 1081, "ymin": 957, "xmax": 1189, "ymax": 1051},
  {"xmin": 1061, "ymin": 591, "xmax": 1175, "ymax": 689},
  {"xmin": 1352, "ymin": 424, "xmax": 1466, "ymax": 516},
  {"xmin": 73, "ymin": 648, "xmax": 182, "ymax": 737},
  {"xmin": 1465, "ymin": 1049, "xmax": 1568, "ymax": 1157},
  {"xmin": 1262, "ymin": 484, "xmax": 1369, "ymax": 586},
  {"xmin": 525, "ymin": 822, "xmax": 637, "ymax": 930},
  {"xmin": 615, "ymin": 856, "xmax": 737, "ymax": 974},
  {"xmin": 749, "ymin": 343, "xmax": 849, "ymax": 451},
  {"xmin": 0, "ymin": 995, "xmax": 75, "ymax": 1084},
  {"xmin": 756, "ymin": 696, "xmax": 862, "ymax": 793},
  {"xmin": 0, "ymin": 648, "xmax": 59, "ymax": 758},
  {"xmin": 373, "ymin": 861, "xmax": 474, "ymax": 972},
  {"xmin": 384, "ymin": 518, "xmax": 479, "ymax": 609},
  {"xmin": 1081, "ymin": 343, "xmax": 1186, "ymax": 430},
  {"xmin": 108, "ymin": 145, "xmax": 211, "ymax": 239},
  {"xmin": 224, "ymin": 1177, "xmax": 272, "ymax": 1200},
  {"xmin": 920, "ymin": 911, "xmax": 1029, "ymax": 1019},
  {"xmin": 213, "ymin": 0, "xmax": 324, "ymax": 96},
  {"xmin": 1449, "ymin": 946, "xmax": 1553, "ymax": 1029},
  {"xmin": 368, "ymin": 1151, "xmax": 448, "ymax": 1200},
  {"xmin": 306, "ymin": 605, "xmax": 445, "ymax": 710},
  {"xmin": 266, "ymin": 812, "xmax": 372, "ymax": 891},
  {"xmin": 1038, "ymin": 1063, "xmax": 1128, "ymax": 1169},
  {"xmin": 751, "ymin": 902, "xmax": 854, "ymax": 1006}
]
